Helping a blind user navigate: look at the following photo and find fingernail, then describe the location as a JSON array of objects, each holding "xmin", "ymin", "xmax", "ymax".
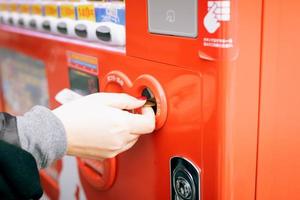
[{"xmin": 138, "ymin": 96, "xmax": 147, "ymax": 100}]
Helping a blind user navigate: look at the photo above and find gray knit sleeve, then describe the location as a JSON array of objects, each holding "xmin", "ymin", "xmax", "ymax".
[{"xmin": 17, "ymin": 106, "xmax": 67, "ymax": 169}]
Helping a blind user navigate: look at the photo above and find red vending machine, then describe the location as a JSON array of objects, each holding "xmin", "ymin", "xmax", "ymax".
[
  {"xmin": 4, "ymin": 0, "xmax": 299, "ymax": 200},
  {"xmin": 0, "ymin": 0, "xmax": 261, "ymax": 199}
]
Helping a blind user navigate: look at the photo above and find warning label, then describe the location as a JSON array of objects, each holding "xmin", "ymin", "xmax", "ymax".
[{"xmin": 203, "ymin": 38, "xmax": 233, "ymax": 48}]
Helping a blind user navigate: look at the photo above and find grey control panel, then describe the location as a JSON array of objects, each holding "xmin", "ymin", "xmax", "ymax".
[{"xmin": 147, "ymin": 0, "xmax": 198, "ymax": 38}]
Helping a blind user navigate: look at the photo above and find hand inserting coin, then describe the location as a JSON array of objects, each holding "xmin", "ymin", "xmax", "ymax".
[
  {"xmin": 132, "ymin": 96, "xmax": 156, "ymax": 115},
  {"xmin": 143, "ymin": 97, "xmax": 156, "ymax": 107},
  {"xmin": 204, "ymin": 3, "xmax": 220, "ymax": 34}
]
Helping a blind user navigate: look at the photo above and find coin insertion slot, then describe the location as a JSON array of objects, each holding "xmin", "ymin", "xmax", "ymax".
[
  {"xmin": 18, "ymin": 18, "xmax": 24, "ymax": 26},
  {"xmin": 75, "ymin": 24, "xmax": 87, "ymax": 38},
  {"xmin": 42, "ymin": 20, "xmax": 51, "ymax": 31},
  {"xmin": 141, "ymin": 87, "xmax": 157, "ymax": 114},
  {"xmin": 8, "ymin": 17, "xmax": 13, "ymax": 25},
  {"xmin": 57, "ymin": 22, "xmax": 68, "ymax": 34},
  {"xmin": 96, "ymin": 26, "xmax": 111, "ymax": 42},
  {"xmin": 29, "ymin": 19, "xmax": 36, "ymax": 29}
]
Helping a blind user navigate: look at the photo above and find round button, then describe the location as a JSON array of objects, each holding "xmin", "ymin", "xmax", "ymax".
[
  {"xmin": 173, "ymin": 167, "xmax": 196, "ymax": 200},
  {"xmin": 75, "ymin": 24, "xmax": 87, "ymax": 38},
  {"xmin": 175, "ymin": 177, "xmax": 193, "ymax": 199},
  {"xmin": 29, "ymin": 19, "xmax": 37, "ymax": 29},
  {"xmin": 0, "ymin": 16, "xmax": 4, "ymax": 24}
]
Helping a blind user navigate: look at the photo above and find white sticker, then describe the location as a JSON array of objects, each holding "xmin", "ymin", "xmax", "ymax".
[
  {"xmin": 203, "ymin": 37, "xmax": 233, "ymax": 48},
  {"xmin": 204, "ymin": 1, "xmax": 231, "ymax": 33},
  {"xmin": 55, "ymin": 88, "xmax": 83, "ymax": 105}
]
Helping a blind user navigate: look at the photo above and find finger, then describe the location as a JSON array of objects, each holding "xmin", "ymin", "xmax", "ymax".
[
  {"xmin": 208, "ymin": 3, "xmax": 218, "ymax": 15},
  {"xmin": 96, "ymin": 93, "xmax": 146, "ymax": 110},
  {"xmin": 115, "ymin": 138, "xmax": 139, "ymax": 155},
  {"xmin": 127, "ymin": 107, "xmax": 156, "ymax": 134},
  {"xmin": 124, "ymin": 132, "xmax": 140, "ymax": 143},
  {"xmin": 127, "ymin": 135, "xmax": 140, "ymax": 143},
  {"xmin": 112, "ymin": 128, "xmax": 140, "ymax": 146}
]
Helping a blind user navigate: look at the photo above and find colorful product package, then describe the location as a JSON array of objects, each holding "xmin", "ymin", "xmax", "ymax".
[{"xmin": 95, "ymin": 3, "xmax": 125, "ymax": 25}]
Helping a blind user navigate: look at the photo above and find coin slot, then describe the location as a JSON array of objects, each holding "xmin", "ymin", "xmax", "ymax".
[
  {"xmin": 96, "ymin": 25, "xmax": 111, "ymax": 42},
  {"xmin": 75, "ymin": 24, "xmax": 87, "ymax": 38},
  {"xmin": 141, "ymin": 87, "xmax": 157, "ymax": 114},
  {"xmin": 42, "ymin": 20, "xmax": 51, "ymax": 31},
  {"xmin": 29, "ymin": 19, "xmax": 36, "ymax": 29},
  {"xmin": 133, "ymin": 74, "xmax": 167, "ymax": 129},
  {"xmin": 57, "ymin": 22, "xmax": 67, "ymax": 34}
]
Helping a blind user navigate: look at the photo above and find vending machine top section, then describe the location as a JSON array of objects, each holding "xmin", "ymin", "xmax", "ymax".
[
  {"xmin": 0, "ymin": 0, "xmax": 239, "ymax": 70},
  {"xmin": 0, "ymin": 0, "xmax": 126, "ymax": 52}
]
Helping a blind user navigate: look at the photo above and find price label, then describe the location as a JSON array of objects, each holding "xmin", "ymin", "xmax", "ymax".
[
  {"xmin": 77, "ymin": 5, "xmax": 95, "ymax": 21},
  {"xmin": 60, "ymin": 5, "xmax": 75, "ymax": 19},
  {"xmin": 45, "ymin": 4, "xmax": 58, "ymax": 17},
  {"xmin": 31, "ymin": 4, "xmax": 43, "ymax": 15},
  {"xmin": 20, "ymin": 4, "xmax": 30, "ymax": 14}
]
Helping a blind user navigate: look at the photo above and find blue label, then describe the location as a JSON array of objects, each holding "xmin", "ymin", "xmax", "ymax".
[{"xmin": 95, "ymin": 7, "xmax": 125, "ymax": 25}]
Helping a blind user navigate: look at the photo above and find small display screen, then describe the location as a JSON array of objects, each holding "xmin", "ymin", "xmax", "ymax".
[{"xmin": 69, "ymin": 68, "xmax": 99, "ymax": 96}]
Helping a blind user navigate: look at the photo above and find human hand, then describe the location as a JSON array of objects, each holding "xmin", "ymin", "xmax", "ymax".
[{"xmin": 52, "ymin": 92, "xmax": 155, "ymax": 160}]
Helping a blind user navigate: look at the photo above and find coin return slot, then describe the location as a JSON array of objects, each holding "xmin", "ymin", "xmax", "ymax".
[
  {"xmin": 57, "ymin": 22, "xmax": 67, "ymax": 34},
  {"xmin": 141, "ymin": 88, "xmax": 157, "ymax": 114},
  {"xmin": 42, "ymin": 20, "xmax": 51, "ymax": 31},
  {"xmin": 75, "ymin": 24, "xmax": 87, "ymax": 38},
  {"xmin": 96, "ymin": 25, "xmax": 111, "ymax": 42},
  {"xmin": 83, "ymin": 161, "xmax": 104, "ymax": 177},
  {"xmin": 29, "ymin": 19, "xmax": 36, "ymax": 29}
]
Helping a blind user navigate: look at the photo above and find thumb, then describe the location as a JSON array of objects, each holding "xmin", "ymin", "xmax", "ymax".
[
  {"xmin": 127, "ymin": 106, "xmax": 156, "ymax": 134},
  {"xmin": 97, "ymin": 93, "xmax": 146, "ymax": 110}
]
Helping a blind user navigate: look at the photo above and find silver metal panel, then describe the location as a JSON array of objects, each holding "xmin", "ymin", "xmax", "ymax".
[{"xmin": 148, "ymin": 0, "xmax": 198, "ymax": 38}]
